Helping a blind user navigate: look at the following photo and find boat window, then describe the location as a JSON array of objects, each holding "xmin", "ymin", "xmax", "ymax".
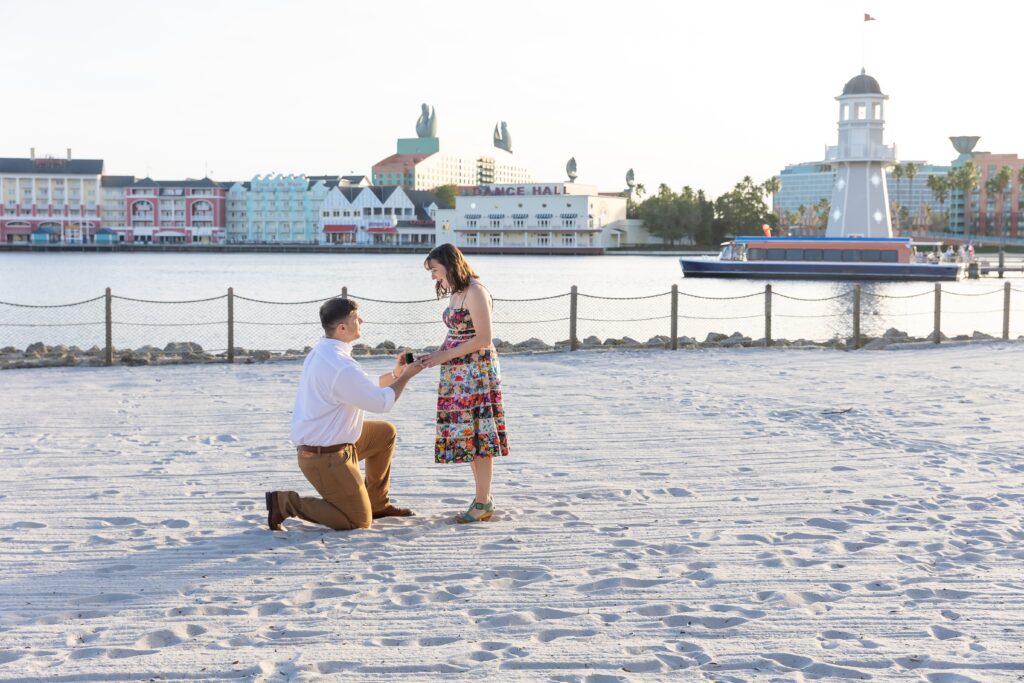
[
  {"xmin": 860, "ymin": 250, "xmax": 881, "ymax": 262},
  {"xmin": 803, "ymin": 249, "xmax": 824, "ymax": 261},
  {"xmin": 785, "ymin": 249, "xmax": 803, "ymax": 260},
  {"xmin": 766, "ymin": 248, "xmax": 786, "ymax": 260},
  {"xmin": 841, "ymin": 249, "xmax": 859, "ymax": 261},
  {"xmin": 748, "ymin": 248, "xmax": 765, "ymax": 260},
  {"xmin": 880, "ymin": 250, "xmax": 898, "ymax": 263}
]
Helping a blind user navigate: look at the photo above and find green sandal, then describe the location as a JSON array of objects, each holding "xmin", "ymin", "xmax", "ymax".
[{"xmin": 456, "ymin": 499, "xmax": 494, "ymax": 524}]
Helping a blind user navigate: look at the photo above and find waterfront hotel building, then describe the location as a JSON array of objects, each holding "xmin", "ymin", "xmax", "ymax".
[
  {"xmin": 435, "ymin": 183, "xmax": 631, "ymax": 254},
  {"xmin": 319, "ymin": 186, "xmax": 442, "ymax": 246},
  {"xmin": 372, "ymin": 137, "xmax": 532, "ymax": 190},
  {"xmin": 0, "ymin": 150, "xmax": 102, "ymax": 244}
]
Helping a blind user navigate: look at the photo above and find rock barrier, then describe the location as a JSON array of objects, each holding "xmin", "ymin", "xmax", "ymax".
[{"xmin": 3, "ymin": 330, "xmax": 1022, "ymax": 370}]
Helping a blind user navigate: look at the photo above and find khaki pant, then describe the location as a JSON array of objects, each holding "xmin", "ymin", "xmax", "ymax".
[{"xmin": 278, "ymin": 420, "xmax": 397, "ymax": 530}]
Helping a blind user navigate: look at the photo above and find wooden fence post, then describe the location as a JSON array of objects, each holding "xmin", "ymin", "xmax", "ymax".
[
  {"xmin": 998, "ymin": 249, "xmax": 1005, "ymax": 278},
  {"xmin": 764, "ymin": 284, "xmax": 772, "ymax": 347},
  {"xmin": 105, "ymin": 287, "xmax": 113, "ymax": 366},
  {"xmin": 569, "ymin": 285, "xmax": 579, "ymax": 351},
  {"xmin": 1003, "ymin": 281, "xmax": 1011, "ymax": 340},
  {"xmin": 670, "ymin": 284, "xmax": 679, "ymax": 350},
  {"xmin": 227, "ymin": 287, "xmax": 235, "ymax": 363},
  {"xmin": 933, "ymin": 283, "xmax": 942, "ymax": 344},
  {"xmin": 852, "ymin": 285, "xmax": 861, "ymax": 349}
]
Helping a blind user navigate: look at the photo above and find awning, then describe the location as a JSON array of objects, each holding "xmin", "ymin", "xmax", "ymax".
[
  {"xmin": 323, "ymin": 224, "xmax": 356, "ymax": 233},
  {"xmin": 487, "ymin": 214, "xmax": 505, "ymax": 219},
  {"xmin": 511, "ymin": 213, "xmax": 529, "ymax": 219},
  {"xmin": 559, "ymin": 213, "xmax": 578, "ymax": 219},
  {"xmin": 464, "ymin": 213, "xmax": 482, "ymax": 219},
  {"xmin": 367, "ymin": 227, "xmax": 398, "ymax": 234},
  {"xmin": 536, "ymin": 213, "xmax": 553, "ymax": 219}
]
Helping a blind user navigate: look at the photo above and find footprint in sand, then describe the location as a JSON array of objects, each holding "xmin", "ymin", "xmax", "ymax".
[{"xmin": 134, "ymin": 624, "xmax": 206, "ymax": 648}]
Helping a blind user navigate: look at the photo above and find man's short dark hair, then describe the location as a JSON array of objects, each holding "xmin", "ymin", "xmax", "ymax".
[{"xmin": 319, "ymin": 298, "xmax": 358, "ymax": 331}]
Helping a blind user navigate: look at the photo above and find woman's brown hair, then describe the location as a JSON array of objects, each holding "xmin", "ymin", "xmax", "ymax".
[{"xmin": 425, "ymin": 243, "xmax": 479, "ymax": 299}]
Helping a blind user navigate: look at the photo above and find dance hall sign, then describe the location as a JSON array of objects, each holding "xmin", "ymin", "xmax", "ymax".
[{"xmin": 462, "ymin": 184, "xmax": 569, "ymax": 197}]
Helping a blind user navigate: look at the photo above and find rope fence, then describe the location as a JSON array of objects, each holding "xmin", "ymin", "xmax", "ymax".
[{"xmin": 1, "ymin": 282, "xmax": 1021, "ymax": 366}]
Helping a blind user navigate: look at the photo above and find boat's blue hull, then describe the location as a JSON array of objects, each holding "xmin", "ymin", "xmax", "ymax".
[{"xmin": 679, "ymin": 257, "xmax": 962, "ymax": 281}]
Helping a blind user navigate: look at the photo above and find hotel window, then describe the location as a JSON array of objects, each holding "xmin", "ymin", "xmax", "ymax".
[
  {"xmin": 514, "ymin": 219, "xmax": 525, "ymax": 228},
  {"xmin": 539, "ymin": 219, "xmax": 550, "ymax": 228},
  {"xmin": 490, "ymin": 219, "xmax": 501, "ymax": 228},
  {"xmin": 489, "ymin": 233, "xmax": 501, "ymax": 246},
  {"xmin": 855, "ymin": 104, "xmax": 866, "ymax": 120},
  {"xmin": 465, "ymin": 234, "xmax": 478, "ymax": 246},
  {"xmin": 467, "ymin": 219, "xmax": 477, "ymax": 228},
  {"xmin": 872, "ymin": 103, "xmax": 881, "ymax": 119},
  {"xmin": 537, "ymin": 234, "xmax": 550, "ymax": 246},
  {"xmin": 561, "ymin": 233, "xmax": 574, "ymax": 246}
]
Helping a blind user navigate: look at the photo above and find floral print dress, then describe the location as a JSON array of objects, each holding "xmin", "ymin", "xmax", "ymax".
[{"xmin": 434, "ymin": 306, "xmax": 510, "ymax": 464}]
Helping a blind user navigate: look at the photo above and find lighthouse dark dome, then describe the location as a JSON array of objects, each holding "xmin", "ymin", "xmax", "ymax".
[{"xmin": 842, "ymin": 70, "xmax": 882, "ymax": 95}]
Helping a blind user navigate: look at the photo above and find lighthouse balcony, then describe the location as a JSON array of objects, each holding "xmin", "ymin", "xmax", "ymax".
[{"xmin": 825, "ymin": 143, "xmax": 895, "ymax": 162}]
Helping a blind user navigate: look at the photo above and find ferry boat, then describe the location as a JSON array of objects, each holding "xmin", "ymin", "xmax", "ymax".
[{"xmin": 679, "ymin": 237, "xmax": 963, "ymax": 281}]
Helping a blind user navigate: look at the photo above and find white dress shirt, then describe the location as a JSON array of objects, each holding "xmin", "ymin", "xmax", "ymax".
[{"xmin": 290, "ymin": 338, "xmax": 396, "ymax": 446}]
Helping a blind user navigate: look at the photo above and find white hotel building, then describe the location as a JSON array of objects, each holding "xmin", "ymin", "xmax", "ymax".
[
  {"xmin": 435, "ymin": 183, "xmax": 632, "ymax": 254},
  {"xmin": 319, "ymin": 186, "xmax": 441, "ymax": 246}
]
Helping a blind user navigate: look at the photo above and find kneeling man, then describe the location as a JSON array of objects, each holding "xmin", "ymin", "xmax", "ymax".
[{"xmin": 266, "ymin": 297, "xmax": 422, "ymax": 531}]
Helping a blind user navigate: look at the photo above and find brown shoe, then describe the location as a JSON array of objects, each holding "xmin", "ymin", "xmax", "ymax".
[
  {"xmin": 265, "ymin": 491, "xmax": 286, "ymax": 531},
  {"xmin": 372, "ymin": 504, "xmax": 414, "ymax": 519}
]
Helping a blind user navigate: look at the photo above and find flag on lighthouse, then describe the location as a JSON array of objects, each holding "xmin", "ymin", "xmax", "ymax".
[{"xmin": 864, "ymin": 13, "xmax": 876, "ymax": 21}]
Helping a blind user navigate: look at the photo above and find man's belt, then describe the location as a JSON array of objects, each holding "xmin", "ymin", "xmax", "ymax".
[{"xmin": 297, "ymin": 443, "xmax": 353, "ymax": 456}]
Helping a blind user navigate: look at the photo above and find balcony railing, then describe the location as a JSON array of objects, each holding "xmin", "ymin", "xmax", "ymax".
[{"xmin": 824, "ymin": 143, "xmax": 896, "ymax": 162}]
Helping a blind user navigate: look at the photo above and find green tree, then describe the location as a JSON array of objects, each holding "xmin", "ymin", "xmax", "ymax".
[
  {"xmin": 432, "ymin": 183, "xmax": 458, "ymax": 209},
  {"xmin": 889, "ymin": 163, "xmax": 904, "ymax": 230},
  {"xmin": 903, "ymin": 162, "xmax": 918, "ymax": 227},
  {"xmin": 950, "ymin": 162, "xmax": 980, "ymax": 240},
  {"xmin": 814, "ymin": 198, "xmax": 831, "ymax": 232},
  {"xmin": 637, "ymin": 185, "xmax": 684, "ymax": 245},
  {"xmin": 762, "ymin": 176, "xmax": 782, "ymax": 223},
  {"xmin": 713, "ymin": 176, "xmax": 777, "ymax": 240},
  {"xmin": 926, "ymin": 173, "xmax": 950, "ymax": 231},
  {"xmin": 984, "ymin": 165, "xmax": 1013, "ymax": 237}
]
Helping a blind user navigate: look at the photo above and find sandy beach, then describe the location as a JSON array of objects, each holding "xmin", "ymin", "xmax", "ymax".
[{"xmin": 1, "ymin": 345, "xmax": 1023, "ymax": 682}]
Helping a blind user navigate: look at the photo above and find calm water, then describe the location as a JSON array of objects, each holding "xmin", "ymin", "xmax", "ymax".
[{"xmin": 1, "ymin": 252, "xmax": 1019, "ymax": 352}]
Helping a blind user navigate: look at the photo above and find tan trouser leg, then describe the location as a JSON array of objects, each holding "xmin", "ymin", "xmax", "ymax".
[
  {"xmin": 278, "ymin": 446, "xmax": 371, "ymax": 530},
  {"xmin": 355, "ymin": 420, "xmax": 397, "ymax": 514}
]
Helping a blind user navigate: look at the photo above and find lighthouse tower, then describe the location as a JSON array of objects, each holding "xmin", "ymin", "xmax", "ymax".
[{"xmin": 825, "ymin": 70, "xmax": 896, "ymax": 238}]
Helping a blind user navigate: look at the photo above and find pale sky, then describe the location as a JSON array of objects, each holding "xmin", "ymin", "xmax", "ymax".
[{"xmin": 3, "ymin": 0, "xmax": 1020, "ymax": 196}]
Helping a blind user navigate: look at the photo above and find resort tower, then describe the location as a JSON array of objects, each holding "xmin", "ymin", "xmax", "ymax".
[{"xmin": 825, "ymin": 70, "xmax": 896, "ymax": 238}]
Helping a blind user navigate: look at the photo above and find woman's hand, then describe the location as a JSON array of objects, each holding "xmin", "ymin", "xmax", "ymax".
[{"xmin": 418, "ymin": 350, "xmax": 450, "ymax": 369}]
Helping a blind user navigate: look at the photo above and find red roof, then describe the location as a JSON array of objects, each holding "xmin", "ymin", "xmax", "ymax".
[
  {"xmin": 323, "ymin": 224, "xmax": 356, "ymax": 233},
  {"xmin": 367, "ymin": 227, "xmax": 398, "ymax": 234}
]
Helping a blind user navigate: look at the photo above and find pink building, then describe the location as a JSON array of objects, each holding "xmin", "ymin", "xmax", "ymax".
[{"xmin": 119, "ymin": 177, "xmax": 226, "ymax": 244}]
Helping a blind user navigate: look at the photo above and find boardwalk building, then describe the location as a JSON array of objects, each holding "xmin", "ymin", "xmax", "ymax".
[
  {"xmin": 437, "ymin": 183, "xmax": 629, "ymax": 254},
  {"xmin": 0, "ymin": 150, "xmax": 102, "ymax": 244}
]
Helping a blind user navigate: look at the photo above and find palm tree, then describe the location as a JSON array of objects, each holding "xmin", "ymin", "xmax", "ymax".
[
  {"xmin": 926, "ymin": 173, "xmax": 950, "ymax": 231},
  {"xmin": 984, "ymin": 165, "xmax": 1013, "ymax": 237},
  {"xmin": 633, "ymin": 183, "xmax": 646, "ymax": 200},
  {"xmin": 762, "ymin": 177, "xmax": 781, "ymax": 223},
  {"xmin": 903, "ymin": 162, "xmax": 918, "ymax": 227},
  {"xmin": 951, "ymin": 162, "xmax": 980, "ymax": 241},
  {"xmin": 814, "ymin": 198, "xmax": 830, "ymax": 232},
  {"xmin": 889, "ymin": 163, "xmax": 905, "ymax": 230}
]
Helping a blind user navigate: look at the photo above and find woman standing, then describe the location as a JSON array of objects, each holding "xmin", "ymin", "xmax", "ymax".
[{"xmin": 420, "ymin": 244, "xmax": 509, "ymax": 523}]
